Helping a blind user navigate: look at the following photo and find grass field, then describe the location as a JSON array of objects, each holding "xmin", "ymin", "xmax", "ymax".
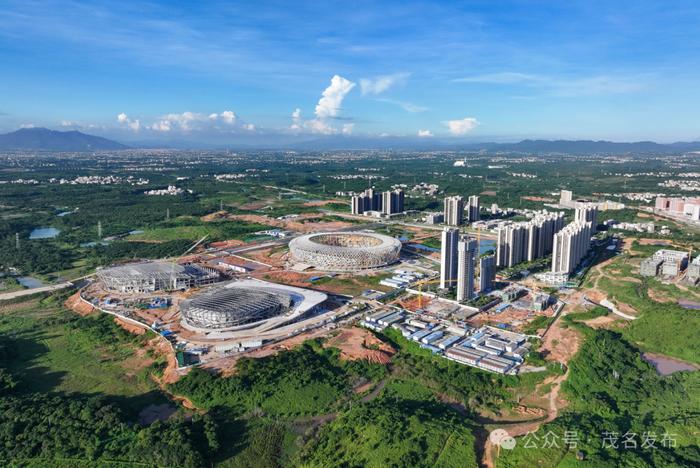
[
  {"xmin": 589, "ymin": 253, "xmax": 700, "ymax": 364},
  {"xmin": 0, "ymin": 295, "xmax": 159, "ymax": 397}
]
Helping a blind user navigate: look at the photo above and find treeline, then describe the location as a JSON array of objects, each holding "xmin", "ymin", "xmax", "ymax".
[
  {"xmin": 0, "ymin": 393, "xmax": 218, "ymax": 467},
  {"xmin": 170, "ymin": 342, "xmax": 363, "ymax": 417},
  {"xmin": 298, "ymin": 380, "xmax": 478, "ymax": 467},
  {"xmin": 500, "ymin": 327, "xmax": 700, "ymax": 467},
  {"xmin": 0, "ymin": 324, "xmax": 221, "ymax": 467}
]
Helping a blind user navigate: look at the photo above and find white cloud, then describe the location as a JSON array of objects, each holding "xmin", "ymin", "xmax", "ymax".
[
  {"xmin": 60, "ymin": 120, "xmax": 76, "ymax": 127},
  {"xmin": 359, "ymin": 72, "xmax": 410, "ymax": 95},
  {"xmin": 19, "ymin": 123, "xmax": 35, "ymax": 129},
  {"xmin": 150, "ymin": 120, "xmax": 172, "ymax": 132},
  {"xmin": 292, "ymin": 76, "xmax": 357, "ymax": 135},
  {"xmin": 243, "ymin": 123, "xmax": 256, "ymax": 131},
  {"xmin": 220, "ymin": 110, "xmax": 236, "ymax": 124},
  {"xmin": 117, "ymin": 112, "xmax": 140, "ymax": 131},
  {"xmin": 315, "ymin": 74, "xmax": 355, "ymax": 119},
  {"xmin": 208, "ymin": 113, "xmax": 218, "ymax": 120},
  {"xmin": 417, "ymin": 129, "xmax": 433, "ymax": 137},
  {"xmin": 445, "ymin": 117, "xmax": 479, "ymax": 135}
]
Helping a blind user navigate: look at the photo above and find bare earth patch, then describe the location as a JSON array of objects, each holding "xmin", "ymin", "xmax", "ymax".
[
  {"xmin": 647, "ymin": 288, "xmax": 674, "ymax": 303},
  {"xmin": 64, "ymin": 292, "xmax": 96, "ymax": 316},
  {"xmin": 324, "ymin": 327, "xmax": 395, "ymax": 364}
]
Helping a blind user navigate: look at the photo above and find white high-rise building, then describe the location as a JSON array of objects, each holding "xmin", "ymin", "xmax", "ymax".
[
  {"xmin": 440, "ymin": 227, "xmax": 460, "ymax": 289},
  {"xmin": 575, "ymin": 204, "xmax": 598, "ymax": 233},
  {"xmin": 382, "ymin": 189, "xmax": 405, "ymax": 215},
  {"xmin": 467, "ymin": 195, "xmax": 480, "ymax": 222},
  {"xmin": 496, "ymin": 211, "xmax": 565, "ymax": 267},
  {"xmin": 560, "ymin": 189, "xmax": 573, "ymax": 206},
  {"xmin": 479, "ymin": 255, "xmax": 496, "ymax": 292},
  {"xmin": 443, "ymin": 196, "xmax": 465, "ymax": 226},
  {"xmin": 552, "ymin": 221, "xmax": 593, "ymax": 274},
  {"xmin": 457, "ymin": 236, "xmax": 478, "ymax": 302},
  {"xmin": 496, "ymin": 223, "xmax": 527, "ymax": 267}
]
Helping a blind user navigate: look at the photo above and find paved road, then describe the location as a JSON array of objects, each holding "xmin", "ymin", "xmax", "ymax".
[
  {"xmin": 0, "ymin": 282, "xmax": 73, "ymax": 301},
  {"xmin": 583, "ymin": 294, "xmax": 637, "ymax": 320}
]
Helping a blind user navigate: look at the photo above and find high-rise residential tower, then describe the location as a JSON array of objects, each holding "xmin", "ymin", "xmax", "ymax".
[
  {"xmin": 479, "ymin": 254, "xmax": 496, "ymax": 292},
  {"xmin": 551, "ymin": 221, "xmax": 593, "ymax": 274},
  {"xmin": 440, "ymin": 227, "xmax": 460, "ymax": 289},
  {"xmin": 467, "ymin": 195, "xmax": 480, "ymax": 222},
  {"xmin": 443, "ymin": 196, "xmax": 465, "ymax": 226},
  {"xmin": 575, "ymin": 204, "xmax": 598, "ymax": 233},
  {"xmin": 456, "ymin": 236, "xmax": 478, "ymax": 301},
  {"xmin": 383, "ymin": 189, "xmax": 405, "ymax": 215}
]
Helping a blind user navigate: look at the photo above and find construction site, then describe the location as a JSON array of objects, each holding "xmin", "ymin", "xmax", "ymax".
[{"xmin": 75, "ymin": 207, "xmax": 570, "ymax": 375}]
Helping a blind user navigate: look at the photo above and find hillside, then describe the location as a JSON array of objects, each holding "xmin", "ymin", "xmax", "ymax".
[{"xmin": 0, "ymin": 127, "xmax": 128, "ymax": 151}]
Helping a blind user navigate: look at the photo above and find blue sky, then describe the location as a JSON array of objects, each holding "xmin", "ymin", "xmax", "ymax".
[{"xmin": 1, "ymin": 0, "xmax": 699, "ymax": 143}]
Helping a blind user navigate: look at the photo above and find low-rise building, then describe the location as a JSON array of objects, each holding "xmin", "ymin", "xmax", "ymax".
[{"xmin": 640, "ymin": 258, "xmax": 662, "ymax": 277}]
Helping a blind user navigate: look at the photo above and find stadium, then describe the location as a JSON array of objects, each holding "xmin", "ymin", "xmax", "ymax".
[
  {"xmin": 180, "ymin": 279, "xmax": 328, "ymax": 334},
  {"xmin": 289, "ymin": 232, "xmax": 402, "ymax": 271},
  {"xmin": 96, "ymin": 261, "xmax": 220, "ymax": 293}
]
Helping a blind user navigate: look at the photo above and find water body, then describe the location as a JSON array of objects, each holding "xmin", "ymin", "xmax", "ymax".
[
  {"xmin": 409, "ymin": 238, "xmax": 497, "ymax": 255},
  {"xmin": 677, "ymin": 299, "xmax": 700, "ymax": 310},
  {"xmin": 642, "ymin": 352, "xmax": 699, "ymax": 376},
  {"xmin": 479, "ymin": 239, "xmax": 497, "ymax": 255},
  {"xmin": 29, "ymin": 227, "xmax": 60, "ymax": 239},
  {"xmin": 17, "ymin": 276, "xmax": 44, "ymax": 289},
  {"xmin": 57, "ymin": 211, "xmax": 73, "ymax": 217}
]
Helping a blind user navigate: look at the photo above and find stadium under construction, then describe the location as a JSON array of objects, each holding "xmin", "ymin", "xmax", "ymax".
[
  {"xmin": 96, "ymin": 261, "xmax": 220, "ymax": 293},
  {"xmin": 180, "ymin": 279, "xmax": 328, "ymax": 337}
]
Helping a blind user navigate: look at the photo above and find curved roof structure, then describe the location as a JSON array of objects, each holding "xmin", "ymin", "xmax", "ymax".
[
  {"xmin": 180, "ymin": 279, "xmax": 328, "ymax": 333},
  {"xmin": 289, "ymin": 231, "xmax": 401, "ymax": 271}
]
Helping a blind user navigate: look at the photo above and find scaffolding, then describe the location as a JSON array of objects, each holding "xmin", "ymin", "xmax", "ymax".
[
  {"xmin": 97, "ymin": 261, "xmax": 220, "ymax": 293},
  {"xmin": 181, "ymin": 286, "xmax": 291, "ymax": 329}
]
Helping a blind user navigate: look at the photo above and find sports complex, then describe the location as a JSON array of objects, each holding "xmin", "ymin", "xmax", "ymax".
[
  {"xmin": 289, "ymin": 231, "xmax": 402, "ymax": 271},
  {"xmin": 180, "ymin": 279, "xmax": 328, "ymax": 336}
]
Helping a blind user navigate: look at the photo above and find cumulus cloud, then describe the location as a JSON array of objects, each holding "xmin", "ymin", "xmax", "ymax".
[
  {"xmin": 220, "ymin": 110, "xmax": 236, "ymax": 124},
  {"xmin": 417, "ymin": 129, "xmax": 433, "ymax": 137},
  {"xmin": 359, "ymin": 72, "xmax": 410, "ymax": 95},
  {"xmin": 315, "ymin": 75, "xmax": 355, "ymax": 120},
  {"xmin": 445, "ymin": 117, "xmax": 479, "ymax": 135},
  {"xmin": 116, "ymin": 112, "xmax": 141, "ymax": 131},
  {"xmin": 148, "ymin": 110, "xmax": 243, "ymax": 132},
  {"xmin": 290, "ymin": 108, "xmax": 302, "ymax": 130},
  {"xmin": 291, "ymin": 76, "xmax": 356, "ymax": 135}
]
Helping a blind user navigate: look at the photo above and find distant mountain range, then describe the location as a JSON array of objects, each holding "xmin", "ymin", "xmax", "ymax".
[
  {"xmin": 0, "ymin": 127, "xmax": 128, "ymax": 151},
  {"xmin": 285, "ymin": 137, "xmax": 700, "ymax": 153},
  {"xmin": 1, "ymin": 127, "xmax": 700, "ymax": 154}
]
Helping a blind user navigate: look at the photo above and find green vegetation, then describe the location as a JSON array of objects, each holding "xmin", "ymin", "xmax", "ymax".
[
  {"xmin": 592, "ymin": 254, "xmax": 700, "ymax": 364},
  {"xmin": 299, "ymin": 380, "xmax": 478, "ymax": 467},
  {"xmin": 498, "ymin": 328, "xmax": 700, "ymax": 467},
  {"xmin": 0, "ymin": 295, "xmax": 221, "ymax": 466},
  {"xmin": 521, "ymin": 315, "xmax": 554, "ymax": 335},
  {"xmin": 129, "ymin": 218, "xmax": 268, "ymax": 242},
  {"xmin": 170, "ymin": 339, "xmax": 388, "ymax": 418}
]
